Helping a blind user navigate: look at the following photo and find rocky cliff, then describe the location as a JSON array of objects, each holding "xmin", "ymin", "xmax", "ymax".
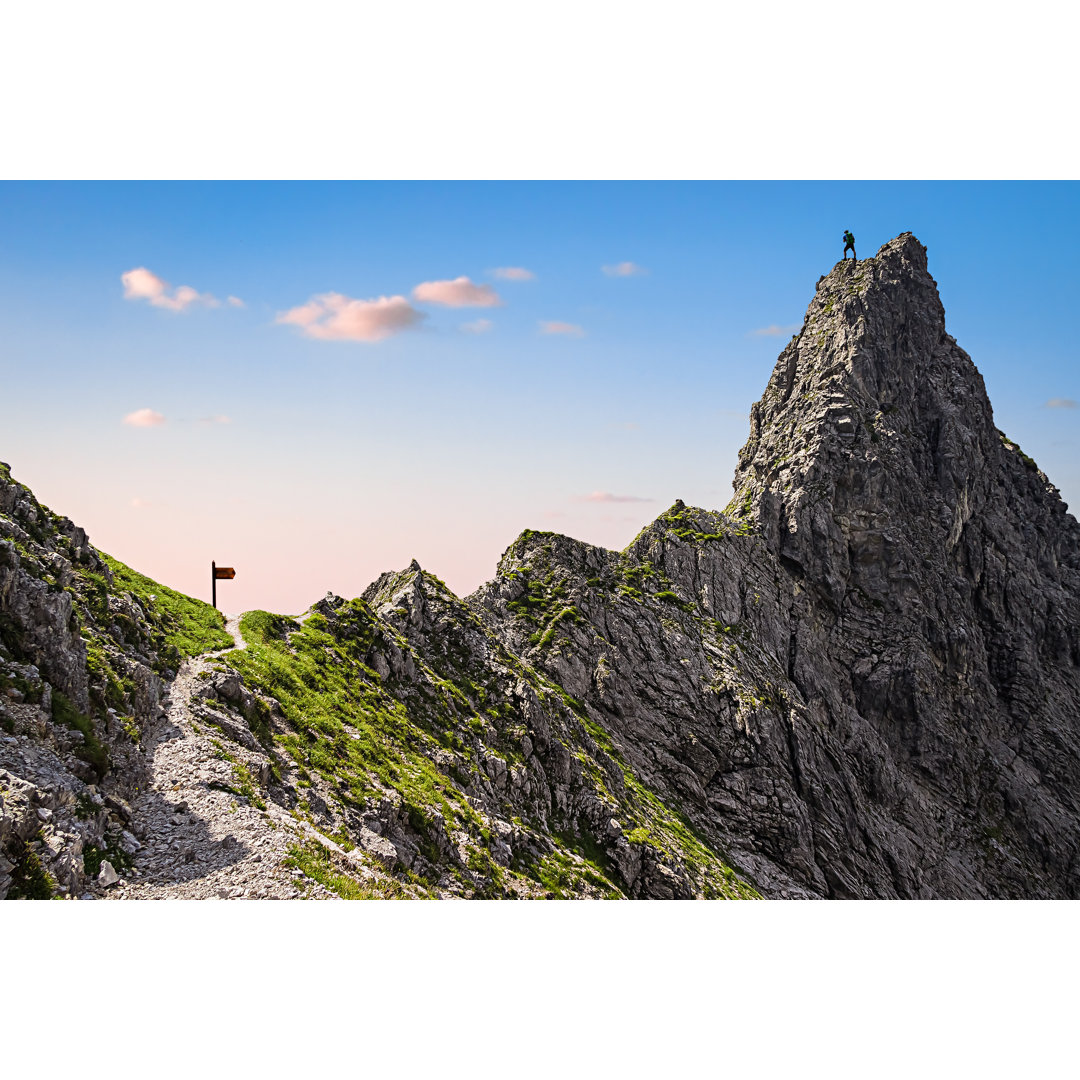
[
  {"xmin": 5, "ymin": 233, "xmax": 1079, "ymax": 899},
  {"xmin": 471, "ymin": 234, "xmax": 1080, "ymax": 898}
]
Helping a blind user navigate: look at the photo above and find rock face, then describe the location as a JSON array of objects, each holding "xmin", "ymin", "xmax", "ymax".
[
  {"xmin": 471, "ymin": 234, "xmax": 1080, "ymax": 897},
  {"xmin": 4, "ymin": 233, "xmax": 1079, "ymax": 899}
]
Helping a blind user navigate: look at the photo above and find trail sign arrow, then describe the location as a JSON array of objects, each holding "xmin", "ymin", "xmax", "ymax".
[{"xmin": 211, "ymin": 561, "xmax": 236, "ymax": 609}]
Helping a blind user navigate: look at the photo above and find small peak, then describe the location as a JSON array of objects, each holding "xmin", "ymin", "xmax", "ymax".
[
  {"xmin": 408, "ymin": 558, "xmax": 421, "ymax": 572},
  {"xmin": 873, "ymin": 231, "xmax": 928, "ymax": 272}
]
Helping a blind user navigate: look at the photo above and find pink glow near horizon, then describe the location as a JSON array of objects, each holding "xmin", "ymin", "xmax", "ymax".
[{"xmin": 575, "ymin": 491, "xmax": 653, "ymax": 503}]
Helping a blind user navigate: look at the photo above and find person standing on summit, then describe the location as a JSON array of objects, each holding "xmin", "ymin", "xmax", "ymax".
[{"xmin": 843, "ymin": 230, "xmax": 856, "ymax": 260}]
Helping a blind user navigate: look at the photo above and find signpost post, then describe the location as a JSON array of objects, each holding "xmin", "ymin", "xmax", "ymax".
[{"xmin": 211, "ymin": 561, "xmax": 236, "ymax": 609}]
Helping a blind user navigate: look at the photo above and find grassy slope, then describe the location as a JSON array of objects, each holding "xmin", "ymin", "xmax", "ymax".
[{"xmin": 224, "ymin": 602, "xmax": 759, "ymax": 899}]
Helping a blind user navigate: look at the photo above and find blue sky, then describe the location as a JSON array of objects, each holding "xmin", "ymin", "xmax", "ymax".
[{"xmin": 1, "ymin": 181, "xmax": 1077, "ymax": 612}]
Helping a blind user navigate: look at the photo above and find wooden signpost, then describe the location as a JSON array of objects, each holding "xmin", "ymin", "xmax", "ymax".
[{"xmin": 212, "ymin": 561, "xmax": 236, "ymax": 609}]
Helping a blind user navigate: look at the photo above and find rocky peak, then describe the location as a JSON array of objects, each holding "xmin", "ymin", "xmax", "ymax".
[{"xmin": 732, "ymin": 232, "xmax": 1080, "ymax": 611}]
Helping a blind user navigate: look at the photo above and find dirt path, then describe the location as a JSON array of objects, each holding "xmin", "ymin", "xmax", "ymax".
[{"xmin": 102, "ymin": 611, "xmax": 335, "ymax": 900}]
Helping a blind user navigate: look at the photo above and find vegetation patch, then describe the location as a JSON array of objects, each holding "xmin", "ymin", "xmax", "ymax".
[
  {"xmin": 51, "ymin": 689, "xmax": 109, "ymax": 778},
  {"xmin": 284, "ymin": 840, "xmax": 401, "ymax": 899},
  {"xmin": 98, "ymin": 554, "xmax": 233, "ymax": 665},
  {"xmin": 999, "ymin": 431, "xmax": 1038, "ymax": 472},
  {"xmin": 4, "ymin": 835, "xmax": 56, "ymax": 900},
  {"xmin": 82, "ymin": 835, "xmax": 133, "ymax": 878}
]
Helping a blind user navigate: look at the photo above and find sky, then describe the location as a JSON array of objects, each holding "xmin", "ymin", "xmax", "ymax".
[{"xmin": 2, "ymin": 181, "xmax": 1078, "ymax": 614}]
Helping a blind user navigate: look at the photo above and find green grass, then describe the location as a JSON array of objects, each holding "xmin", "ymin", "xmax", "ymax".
[
  {"xmin": 82, "ymin": 835, "xmax": 133, "ymax": 877},
  {"xmin": 227, "ymin": 605, "xmax": 486, "ymax": 845},
  {"xmin": 51, "ymin": 689, "xmax": 109, "ymax": 778},
  {"xmin": 219, "ymin": 586, "xmax": 761, "ymax": 900},
  {"xmin": 999, "ymin": 431, "xmax": 1038, "ymax": 472},
  {"xmin": 284, "ymin": 841, "xmax": 401, "ymax": 899},
  {"xmin": 100, "ymin": 554, "xmax": 233, "ymax": 664},
  {"xmin": 5, "ymin": 835, "xmax": 56, "ymax": 899}
]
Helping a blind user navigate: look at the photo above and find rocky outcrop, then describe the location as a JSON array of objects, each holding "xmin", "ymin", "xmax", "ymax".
[{"xmin": 469, "ymin": 234, "xmax": 1080, "ymax": 898}]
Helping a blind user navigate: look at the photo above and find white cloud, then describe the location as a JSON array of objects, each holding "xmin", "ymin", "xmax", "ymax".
[
  {"xmin": 121, "ymin": 267, "xmax": 221, "ymax": 312},
  {"xmin": 412, "ymin": 276, "xmax": 503, "ymax": 307},
  {"xmin": 749, "ymin": 324, "xmax": 801, "ymax": 337},
  {"xmin": 491, "ymin": 267, "xmax": 536, "ymax": 281},
  {"xmin": 276, "ymin": 292, "xmax": 424, "ymax": 342},
  {"xmin": 539, "ymin": 320, "xmax": 585, "ymax": 337},
  {"xmin": 122, "ymin": 408, "xmax": 166, "ymax": 428},
  {"xmin": 602, "ymin": 261, "xmax": 647, "ymax": 277},
  {"xmin": 198, "ymin": 414, "xmax": 232, "ymax": 426},
  {"xmin": 1045, "ymin": 398, "xmax": 1077, "ymax": 409},
  {"xmin": 461, "ymin": 319, "xmax": 494, "ymax": 334},
  {"xmin": 226, "ymin": 295, "xmax": 246, "ymax": 308}
]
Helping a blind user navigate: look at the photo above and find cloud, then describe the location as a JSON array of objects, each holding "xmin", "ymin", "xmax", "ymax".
[
  {"xmin": 749, "ymin": 324, "xmax": 801, "ymax": 337},
  {"xmin": 412, "ymin": 276, "xmax": 503, "ymax": 308},
  {"xmin": 226, "ymin": 295, "xmax": 246, "ymax": 308},
  {"xmin": 1045, "ymin": 398, "xmax": 1077, "ymax": 409},
  {"xmin": 460, "ymin": 319, "xmax": 494, "ymax": 334},
  {"xmin": 121, "ymin": 267, "xmax": 220, "ymax": 312},
  {"xmin": 491, "ymin": 267, "xmax": 536, "ymax": 281},
  {"xmin": 122, "ymin": 408, "xmax": 166, "ymax": 428},
  {"xmin": 574, "ymin": 491, "xmax": 653, "ymax": 504},
  {"xmin": 539, "ymin": 320, "xmax": 585, "ymax": 337},
  {"xmin": 276, "ymin": 292, "xmax": 424, "ymax": 342},
  {"xmin": 608, "ymin": 421, "xmax": 640, "ymax": 431},
  {"xmin": 602, "ymin": 261, "xmax": 647, "ymax": 277},
  {"xmin": 198, "ymin": 414, "xmax": 232, "ymax": 426},
  {"xmin": 130, "ymin": 496, "xmax": 146, "ymax": 508}
]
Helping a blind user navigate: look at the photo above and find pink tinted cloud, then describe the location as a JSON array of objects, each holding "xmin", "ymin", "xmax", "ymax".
[
  {"xmin": 491, "ymin": 267, "xmax": 536, "ymax": 281},
  {"xmin": 412, "ymin": 277, "xmax": 503, "ymax": 308},
  {"xmin": 121, "ymin": 267, "xmax": 220, "ymax": 312},
  {"xmin": 198, "ymin": 414, "xmax": 232, "ymax": 426},
  {"xmin": 749, "ymin": 323, "xmax": 800, "ymax": 337},
  {"xmin": 123, "ymin": 408, "xmax": 166, "ymax": 428},
  {"xmin": 276, "ymin": 292, "xmax": 424, "ymax": 342},
  {"xmin": 539, "ymin": 320, "xmax": 585, "ymax": 337},
  {"xmin": 602, "ymin": 261, "xmax": 647, "ymax": 277},
  {"xmin": 226, "ymin": 295, "xmax": 246, "ymax": 308},
  {"xmin": 574, "ymin": 491, "xmax": 653, "ymax": 504},
  {"xmin": 460, "ymin": 319, "xmax": 493, "ymax": 334}
]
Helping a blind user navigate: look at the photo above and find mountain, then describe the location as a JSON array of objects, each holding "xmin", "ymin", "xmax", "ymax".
[{"xmin": 4, "ymin": 232, "xmax": 1079, "ymax": 900}]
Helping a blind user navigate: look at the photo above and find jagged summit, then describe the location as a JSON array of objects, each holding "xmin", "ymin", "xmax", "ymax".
[{"xmin": 731, "ymin": 232, "xmax": 1079, "ymax": 607}]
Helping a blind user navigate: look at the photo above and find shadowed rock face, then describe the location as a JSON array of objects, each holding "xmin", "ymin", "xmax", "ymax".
[{"xmin": 470, "ymin": 234, "xmax": 1080, "ymax": 898}]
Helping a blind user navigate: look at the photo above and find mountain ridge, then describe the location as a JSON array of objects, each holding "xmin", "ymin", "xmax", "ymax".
[{"xmin": 4, "ymin": 233, "xmax": 1080, "ymax": 899}]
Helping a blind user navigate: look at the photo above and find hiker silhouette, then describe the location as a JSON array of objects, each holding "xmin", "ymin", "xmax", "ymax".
[{"xmin": 843, "ymin": 230, "xmax": 856, "ymax": 260}]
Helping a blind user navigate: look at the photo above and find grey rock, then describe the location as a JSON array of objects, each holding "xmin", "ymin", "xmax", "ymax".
[{"xmin": 98, "ymin": 860, "xmax": 119, "ymax": 887}]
